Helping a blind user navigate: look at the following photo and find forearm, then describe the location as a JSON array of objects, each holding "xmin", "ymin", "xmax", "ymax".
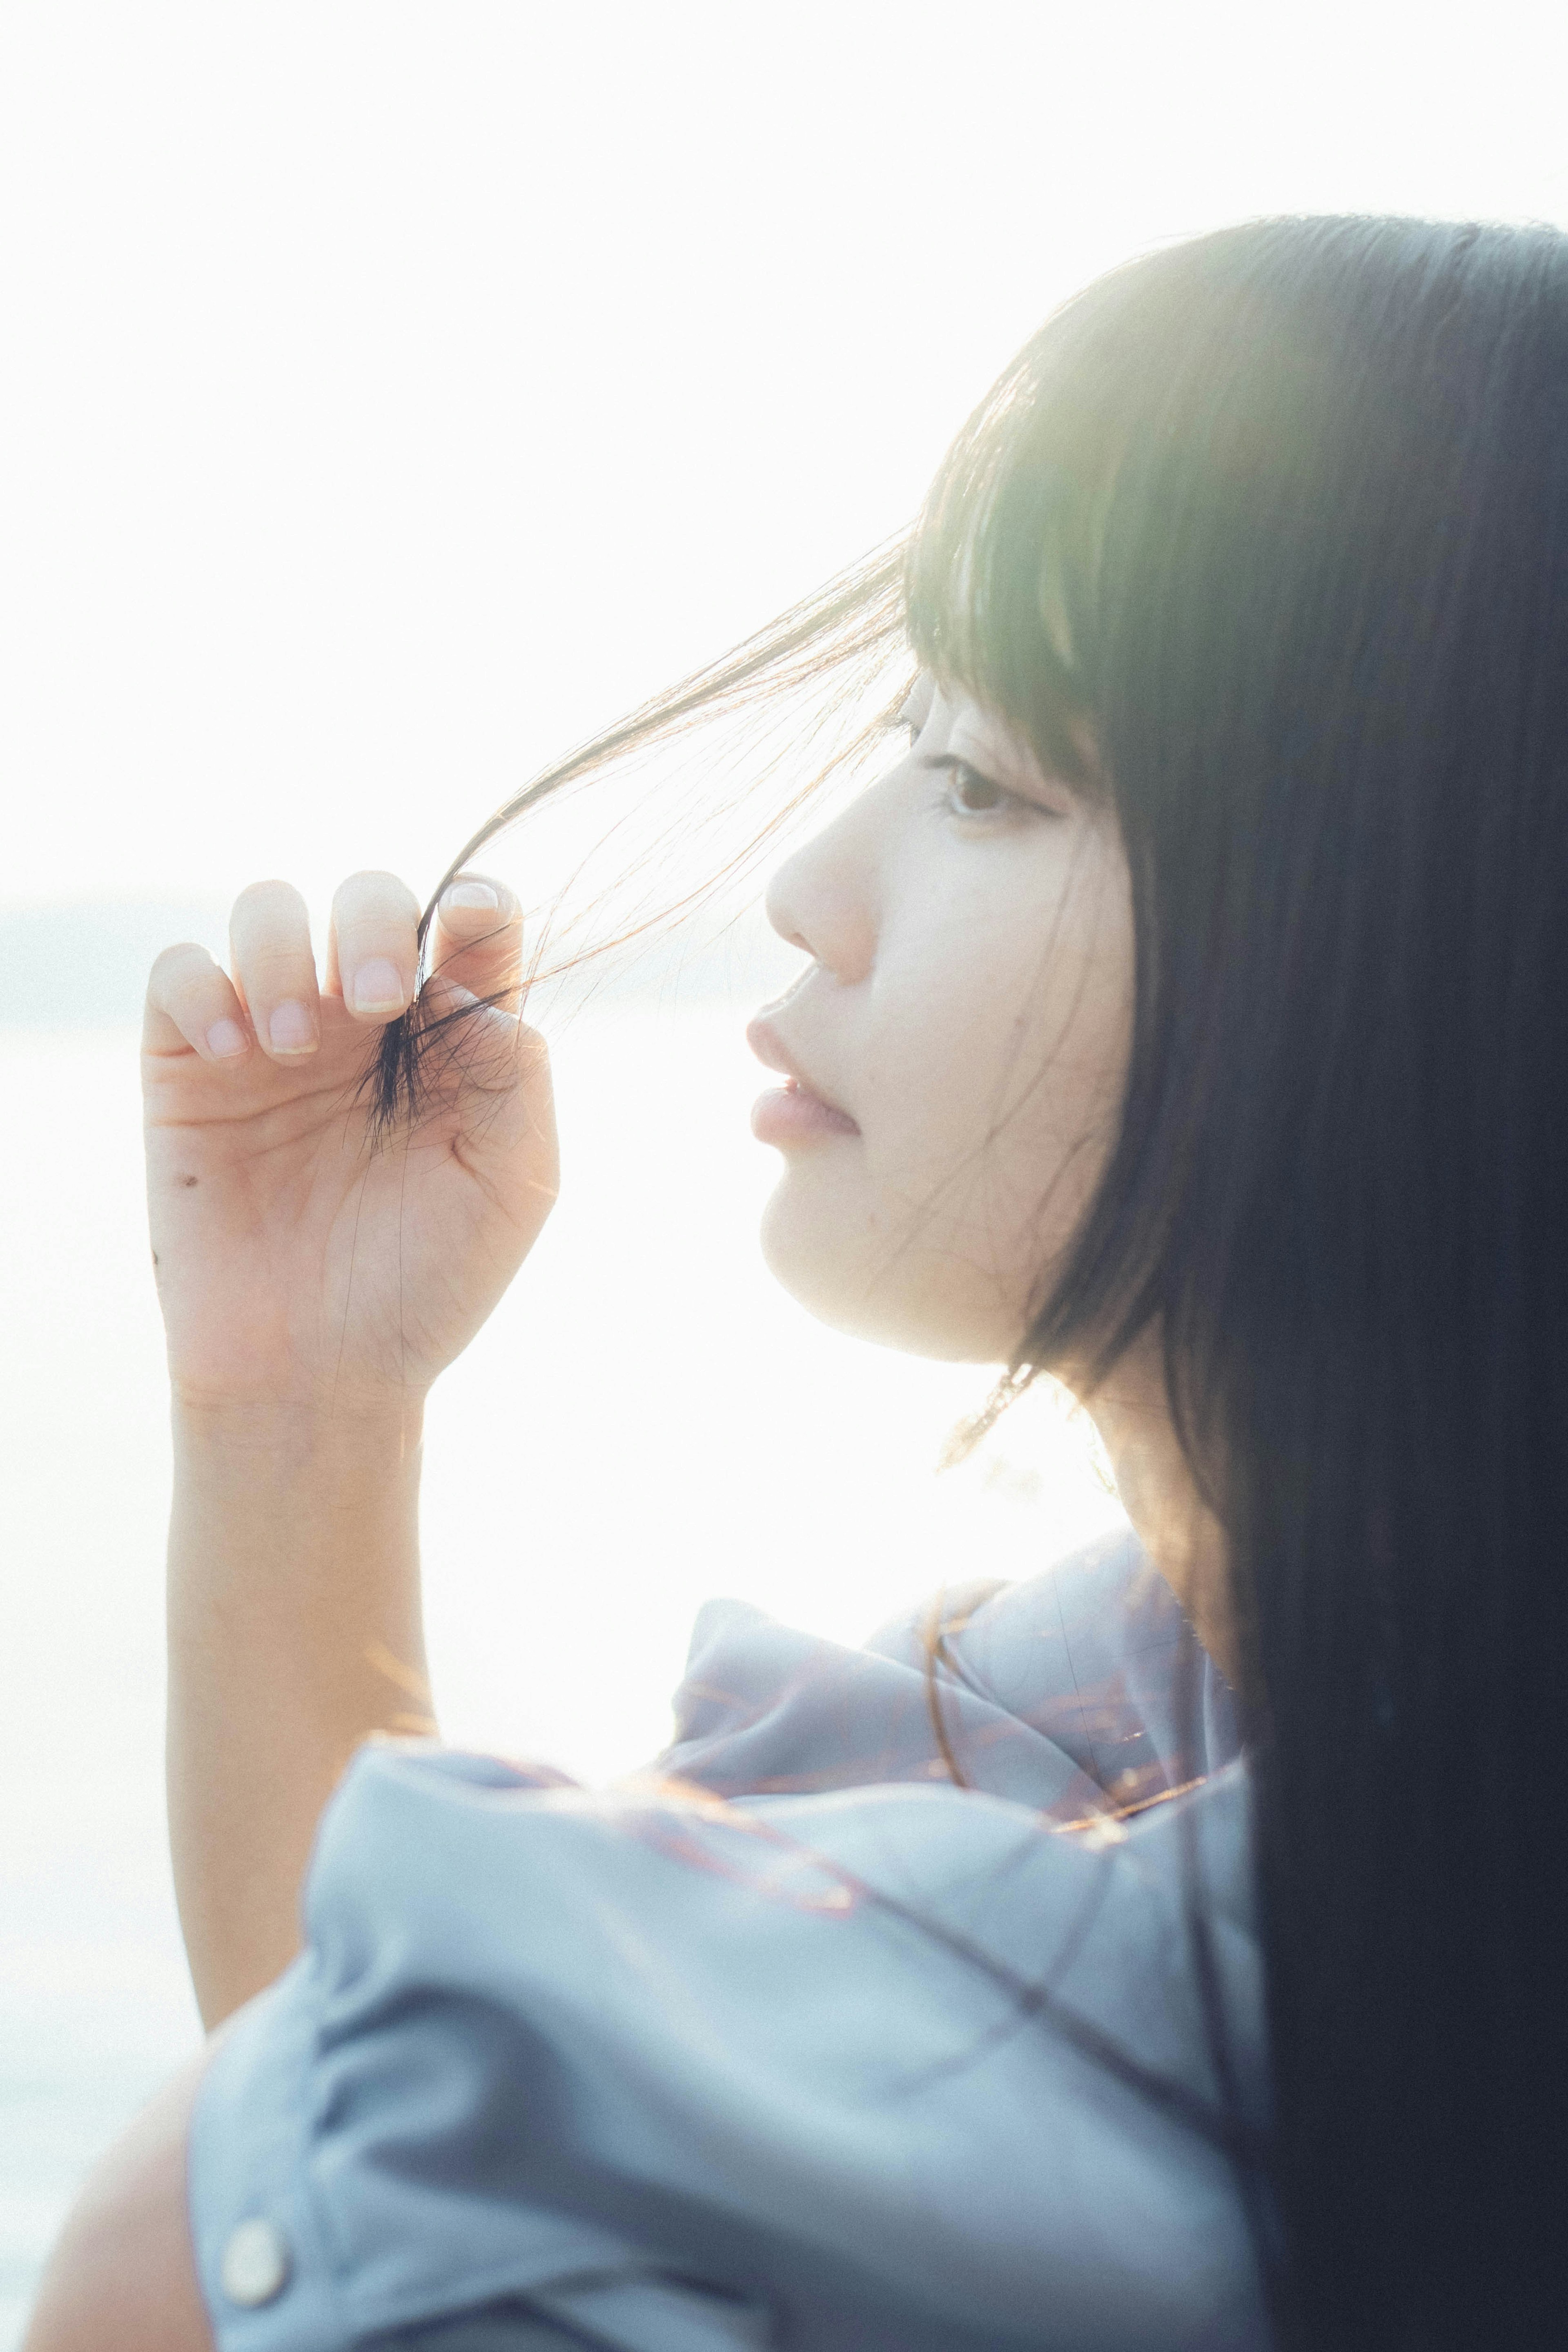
[{"xmin": 167, "ymin": 1397, "xmax": 430, "ymax": 2027}]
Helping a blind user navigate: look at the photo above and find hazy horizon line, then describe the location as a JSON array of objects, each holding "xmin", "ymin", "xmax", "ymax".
[{"xmin": 0, "ymin": 896, "xmax": 797, "ymax": 1027}]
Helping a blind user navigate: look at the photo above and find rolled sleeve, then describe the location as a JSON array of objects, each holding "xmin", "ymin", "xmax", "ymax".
[
  {"xmin": 188, "ymin": 1960, "xmax": 344, "ymax": 2350},
  {"xmin": 187, "ymin": 1733, "xmax": 1265, "ymax": 2352},
  {"xmin": 189, "ymin": 1751, "xmax": 784, "ymax": 2351}
]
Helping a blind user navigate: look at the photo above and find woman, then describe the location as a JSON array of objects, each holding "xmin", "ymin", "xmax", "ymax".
[{"xmin": 26, "ymin": 211, "xmax": 1568, "ymax": 2351}]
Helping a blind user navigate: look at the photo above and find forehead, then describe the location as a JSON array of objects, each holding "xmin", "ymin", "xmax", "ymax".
[
  {"xmin": 903, "ymin": 671, "xmax": 1000, "ymax": 732},
  {"xmin": 902, "ymin": 670, "xmax": 1025, "ymax": 753}
]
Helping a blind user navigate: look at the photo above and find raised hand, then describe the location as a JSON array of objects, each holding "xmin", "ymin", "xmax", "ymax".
[
  {"xmin": 146, "ymin": 869, "xmax": 557, "ymax": 2022},
  {"xmin": 143, "ymin": 869, "xmax": 557, "ymax": 1413}
]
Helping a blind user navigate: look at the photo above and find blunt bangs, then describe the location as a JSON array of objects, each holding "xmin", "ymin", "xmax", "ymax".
[{"xmin": 904, "ymin": 296, "xmax": 1133, "ymax": 802}]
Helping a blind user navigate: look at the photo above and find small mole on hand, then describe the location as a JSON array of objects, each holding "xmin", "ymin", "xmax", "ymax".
[{"xmin": 180, "ymin": 1175, "xmax": 199, "ymax": 1188}]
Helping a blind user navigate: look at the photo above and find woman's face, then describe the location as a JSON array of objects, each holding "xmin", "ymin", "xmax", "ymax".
[{"xmin": 747, "ymin": 675, "xmax": 1134, "ymax": 1363}]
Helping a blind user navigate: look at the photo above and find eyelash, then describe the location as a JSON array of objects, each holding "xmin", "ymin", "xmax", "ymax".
[
  {"xmin": 925, "ymin": 754, "xmax": 1024, "ymax": 822},
  {"xmin": 895, "ymin": 711, "xmax": 1058, "ymax": 826}
]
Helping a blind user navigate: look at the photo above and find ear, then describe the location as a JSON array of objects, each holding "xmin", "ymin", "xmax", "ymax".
[{"xmin": 23, "ymin": 2048, "xmax": 214, "ymax": 2352}]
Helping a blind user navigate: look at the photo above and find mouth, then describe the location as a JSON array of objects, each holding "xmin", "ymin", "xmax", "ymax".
[{"xmin": 745, "ymin": 1013, "xmax": 861, "ymax": 1143}]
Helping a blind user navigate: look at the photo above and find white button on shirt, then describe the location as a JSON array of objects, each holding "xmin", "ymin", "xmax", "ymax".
[{"xmin": 218, "ymin": 2216, "xmax": 290, "ymax": 2307}]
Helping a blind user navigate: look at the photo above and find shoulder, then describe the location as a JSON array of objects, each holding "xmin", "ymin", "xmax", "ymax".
[
  {"xmin": 29, "ymin": 1750, "xmax": 1265, "ymax": 2352},
  {"xmin": 174, "ymin": 1741, "xmax": 1267, "ymax": 2350},
  {"xmin": 662, "ymin": 1525, "xmax": 1238, "ymax": 1814}
]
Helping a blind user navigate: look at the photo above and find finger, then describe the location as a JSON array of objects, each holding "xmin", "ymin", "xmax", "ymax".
[
  {"xmin": 143, "ymin": 942, "xmax": 253, "ymax": 1063},
  {"xmin": 325, "ymin": 869, "xmax": 421, "ymax": 1024},
  {"xmin": 228, "ymin": 880, "xmax": 321, "ymax": 1061},
  {"xmin": 428, "ymin": 874, "xmax": 524, "ymax": 1009}
]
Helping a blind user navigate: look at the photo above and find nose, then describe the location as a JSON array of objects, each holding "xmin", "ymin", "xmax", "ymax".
[{"xmin": 763, "ymin": 789, "xmax": 883, "ymax": 987}]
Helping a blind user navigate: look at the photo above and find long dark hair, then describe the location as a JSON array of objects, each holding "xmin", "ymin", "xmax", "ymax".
[{"xmin": 384, "ymin": 214, "xmax": 1568, "ymax": 2348}]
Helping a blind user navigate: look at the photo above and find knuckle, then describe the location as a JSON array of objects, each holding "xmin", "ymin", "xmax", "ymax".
[{"xmin": 244, "ymin": 947, "xmax": 317, "ymax": 991}]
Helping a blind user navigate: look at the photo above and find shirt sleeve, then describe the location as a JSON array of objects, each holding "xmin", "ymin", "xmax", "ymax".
[
  {"xmin": 187, "ymin": 1739, "xmax": 1267, "ymax": 2352},
  {"xmin": 358, "ymin": 2303, "xmax": 637, "ymax": 2350}
]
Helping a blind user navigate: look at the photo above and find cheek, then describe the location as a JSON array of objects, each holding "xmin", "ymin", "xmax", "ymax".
[
  {"xmin": 760, "ymin": 853, "xmax": 1133, "ymax": 1363},
  {"xmin": 872, "ymin": 903, "xmax": 1127, "ymax": 1242}
]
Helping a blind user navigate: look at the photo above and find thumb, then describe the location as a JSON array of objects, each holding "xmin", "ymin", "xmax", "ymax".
[{"xmin": 416, "ymin": 966, "xmax": 554, "ymax": 1124}]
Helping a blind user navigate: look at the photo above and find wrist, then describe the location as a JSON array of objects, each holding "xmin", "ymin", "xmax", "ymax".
[{"xmin": 171, "ymin": 1389, "xmax": 425, "ymax": 1479}]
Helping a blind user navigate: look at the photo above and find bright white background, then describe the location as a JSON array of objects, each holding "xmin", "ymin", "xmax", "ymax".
[
  {"xmin": 3, "ymin": 2, "xmax": 1567, "ymax": 2338},
  {"xmin": 6, "ymin": 2, "xmax": 1568, "ymax": 912}
]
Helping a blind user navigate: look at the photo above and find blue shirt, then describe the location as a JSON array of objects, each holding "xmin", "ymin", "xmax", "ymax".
[{"xmin": 187, "ymin": 1528, "xmax": 1271, "ymax": 2350}]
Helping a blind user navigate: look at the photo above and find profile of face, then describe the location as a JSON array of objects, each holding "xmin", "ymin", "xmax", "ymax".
[{"xmin": 747, "ymin": 676, "xmax": 1135, "ymax": 1365}]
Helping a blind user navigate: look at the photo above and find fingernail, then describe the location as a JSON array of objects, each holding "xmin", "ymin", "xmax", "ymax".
[
  {"xmin": 206, "ymin": 1018, "xmax": 248, "ymax": 1059},
  {"xmin": 352, "ymin": 959, "xmax": 405, "ymax": 1015},
  {"xmin": 443, "ymin": 881, "xmax": 499, "ymax": 911},
  {"xmin": 268, "ymin": 1000, "xmax": 316, "ymax": 1054}
]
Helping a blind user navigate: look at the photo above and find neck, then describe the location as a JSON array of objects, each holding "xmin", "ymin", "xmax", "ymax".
[{"xmin": 1067, "ymin": 1330, "xmax": 1239, "ymax": 1688}]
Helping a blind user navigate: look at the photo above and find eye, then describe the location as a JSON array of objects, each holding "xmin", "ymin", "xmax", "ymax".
[{"xmin": 935, "ymin": 756, "xmax": 1011, "ymax": 817}]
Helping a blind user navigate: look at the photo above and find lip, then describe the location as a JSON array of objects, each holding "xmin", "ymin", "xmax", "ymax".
[{"xmin": 746, "ymin": 1013, "xmax": 860, "ymax": 1143}]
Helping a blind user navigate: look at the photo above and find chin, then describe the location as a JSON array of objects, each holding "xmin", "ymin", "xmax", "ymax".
[{"xmin": 756, "ymin": 1178, "xmax": 1018, "ymax": 1365}]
